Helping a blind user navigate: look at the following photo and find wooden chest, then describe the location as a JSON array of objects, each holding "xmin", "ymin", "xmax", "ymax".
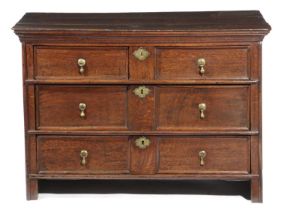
[{"xmin": 13, "ymin": 11, "xmax": 270, "ymax": 202}]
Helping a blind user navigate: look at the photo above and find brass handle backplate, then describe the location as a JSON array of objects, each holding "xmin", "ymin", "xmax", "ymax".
[
  {"xmin": 197, "ymin": 58, "xmax": 206, "ymax": 75},
  {"xmin": 135, "ymin": 137, "xmax": 151, "ymax": 149},
  {"xmin": 78, "ymin": 58, "xmax": 86, "ymax": 74},
  {"xmin": 79, "ymin": 103, "xmax": 86, "ymax": 118},
  {"xmin": 198, "ymin": 150, "xmax": 207, "ymax": 166},
  {"xmin": 198, "ymin": 103, "xmax": 207, "ymax": 119},
  {"xmin": 133, "ymin": 47, "xmax": 150, "ymax": 61},
  {"xmin": 80, "ymin": 150, "xmax": 88, "ymax": 165},
  {"xmin": 133, "ymin": 86, "xmax": 150, "ymax": 98}
]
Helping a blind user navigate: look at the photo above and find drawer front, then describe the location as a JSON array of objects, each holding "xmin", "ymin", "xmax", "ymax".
[
  {"xmin": 37, "ymin": 86, "xmax": 127, "ymax": 130},
  {"xmin": 37, "ymin": 136, "xmax": 129, "ymax": 174},
  {"xmin": 156, "ymin": 47, "xmax": 249, "ymax": 80},
  {"xmin": 35, "ymin": 47, "xmax": 128, "ymax": 79},
  {"xmin": 158, "ymin": 137, "xmax": 250, "ymax": 174},
  {"xmin": 156, "ymin": 86, "xmax": 249, "ymax": 130}
]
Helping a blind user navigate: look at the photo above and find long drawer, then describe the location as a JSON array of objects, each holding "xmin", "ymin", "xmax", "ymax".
[
  {"xmin": 36, "ymin": 85, "xmax": 249, "ymax": 131},
  {"xmin": 33, "ymin": 46, "xmax": 249, "ymax": 81},
  {"xmin": 36, "ymin": 136, "xmax": 250, "ymax": 175}
]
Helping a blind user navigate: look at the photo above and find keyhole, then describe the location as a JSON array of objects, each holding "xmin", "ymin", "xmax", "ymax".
[
  {"xmin": 141, "ymin": 140, "xmax": 145, "ymax": 145},
  {"xmin": 140, "ymin": 89, "xmax": 144, "ymax": 95}
]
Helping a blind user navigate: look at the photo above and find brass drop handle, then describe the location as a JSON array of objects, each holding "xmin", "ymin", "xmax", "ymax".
[
  {"xmin": 79, "ymin": 103, "xmax": 86, "ymax": 118},
  {"xmin": 197, "ymin": 58, "xmax": 206, "ymax": 75},
  {"xmin": 77, "ymin": 58, "xmax": 86, "ymax": 74},
  {"xmin": 80, "ymin": 150, "xmax": 88, "ymax": 166},
  {"xmin": 135, "ymin": 137, "xmax": 151, "ymax": 149},
  {"xmin": 198, "ymin": 103, "xmax": 207, "ymax": 119},
  {"xmin": 198, "ymin": 150, "xmax": 207, "ymax": 166}
]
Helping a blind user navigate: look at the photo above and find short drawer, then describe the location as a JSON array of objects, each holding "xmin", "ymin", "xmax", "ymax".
[
  {"xmin": 156, "ymin": 86, "xmax": 249, "ymax": 130},
  {"xmin": 156, "ymin": 47, "xmax": 249, "ymax": 80},
  {"xmin": 37, "ymin": 85, "xmax": 128, "ymax": 130},
  {"xmin": 35, "ymin": 47, "xmax": 128, "ymax": 80},
  {"xmin": 37, "ymin": 136, "xmax": 129, "ymax": 174},
  {"xmin": 158, "ymin": 137, "xmax": 250, "ymax": 174}
]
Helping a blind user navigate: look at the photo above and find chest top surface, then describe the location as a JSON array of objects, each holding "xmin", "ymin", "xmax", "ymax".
[{"xmin": 13, "ymin": 11, "xmax": 271, "ymax": 34}]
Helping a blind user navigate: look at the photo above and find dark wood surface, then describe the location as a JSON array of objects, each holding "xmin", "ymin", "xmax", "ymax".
[
  {"xmin": 37, "ymin": 136, "xmax": 129, "ymax": 174},
  {"xmin": 13, "ymin": 11, "xmax": 270, "ymax": 33},
  {"xmin": 13, "ymin": 11, "xmax": 270, "ymax": 202},
  {"xmin": 158, "ymin": 137, "xmax": 250, "ymax": 174},
  {"xmin": 156, "ymin": 86, "xmax": 249, "ymax": 131},
  {"xmin": 35, "ymin": 46, "xmax": 128, "ymax": 80},
  {"xmin": 156, "ymin": 47, "xmax": 249, "ymax": 80},
  {"xmin": 37, "ymin": 86, "xmax": 127, "ymax": 130},
  {"xmin": 130, "ymin": 136, "xmax": 158, "ymax": 175},
  {"xmin": 37, "ymin": 85, "xmax": 250, "ymax": 131},
  {"xmin": 37, "ymin": 135, "xmax": 250, "ymax": 175}
]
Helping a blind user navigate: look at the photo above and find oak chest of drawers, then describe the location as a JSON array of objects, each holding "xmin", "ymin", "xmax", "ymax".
[{"xmin": 13, "ymin": 11, "xmax": 270, "ymax": 202}]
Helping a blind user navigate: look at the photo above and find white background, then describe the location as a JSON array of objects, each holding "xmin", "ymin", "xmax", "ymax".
[{"xmin": 0, "ymin": 0, "xmax": 279, "ymax": 209}]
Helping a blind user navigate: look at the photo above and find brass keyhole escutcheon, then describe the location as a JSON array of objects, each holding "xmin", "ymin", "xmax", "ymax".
[
  {"xmin": 133, "ymin": 86, "xmax": 150, "ymax": 98},
  {"xmin": 133, "ymin": 47, "xmax": 150, "ymax": 61},
  {"xmin": 80, "ymin": 150, "xmax": 88, "ymax": 166},
  {"xmin": 198, "ymin": 150, "xmax": 207, "ymax": 166},
  {"xmin": 197, "ymin": 58, "xmax": 206, "ymax": 75},
  {"xmin": 135, "ymin": 137, "xmax": 151, "ymax": 149},
  {"xmin": 79, "ymin": 103, "xmax": 86, "ymax": 118},
  {"xmin": 77, "ymin": 58, "xmax": 86, "ymax": 74},
  {"xmin": 198, "ymin": 103, "xmax": 207, "ymax": 119}
]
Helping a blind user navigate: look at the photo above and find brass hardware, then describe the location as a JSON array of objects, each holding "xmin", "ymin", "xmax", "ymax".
[
  {"xmin": 133, "ymin": 86, "xmax": 150, "ymax": 98},
  {"xmin": 197, "ymin": 58, "xmax": 206, "ymax": 75},
  {"xmin": 77, "ymin": 58, "xmax": 86, "ymax": 74},
  {"xmin": 198, "ymin": 150, "xmax": 207, "ymax": 166},
  {"xmin": 135, "ymin": 137, "xmax": 151, "ymax": 149},
  {"xmin": 79, "ymin": 103, "xmax": 86, "ymax": 118},
  {"xmin": 80, "ymin": 150, "xmax": 88, "ymax": 166},
  {"xmin": 133, "ymin": 47, "xmax": 150, "ymax": 61},
  {"xmin": 198, "ymin": 103, "xmax": 207, "ymax": 119}
]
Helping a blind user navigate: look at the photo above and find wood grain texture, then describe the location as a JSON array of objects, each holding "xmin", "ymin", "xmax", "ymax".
[
  {"xmin": 13, "ymin": 11, "xmax": 271, "ymax": 33},
  {"xmin": 25, "ymin": 79, "xmax": 259, "ymax": 85},
  {"xmin": 130, "ymin": 136, "xmax": 157, "ymax": 174},
  {"xmin": 25, "ymin": 44, "xmax": 34, "ymax": 80},
  {"xmin": 26, "ymin": 86, "xmax": 36, "ymax": 130},
  {"xmin": 250, "ymin": 136, "xmax": 262, "ymax": 202},
  {"xmin": 26, "ymin": 135, "xmax": 38, "ymax": 200},
  {"xmin": 35, "ymin": 47, "xmax": 128, "ymax": 80},
  {"xmin": 30, "ymin": 173, "xmax": 255, "ymax": 180},
  {"xmin": 27, "ymin": 180, "xmax": 38, "ymax": 200},
  {"xmin": 37, "ymin": 85, "xmax": 128, "ymax": 130},
  {"xmin": 13, "ymin": 12, "xmax": 271, "ymax": 43},
  {"xmin": 158, "ymin": 136, "xmax": 250, "ymax": 174},
  {"xmin": 156, "ymin": 47, "xmax": 249, "ymax": 80},
  {"xmin": 251, "ymin": 176, "xmax": 262, "ymax": 202},
  {"xmin": 156, "ymin": 86, "xmax": 249, "ymax": 130},
  {"xmin": 128, "ymin": 86, "xmax": 155, "ymax": 130},
  {"xmin": 129, "ymin": 47, "xmax": 155, "ymax": 80},
  {"xmin": 28, "ymin": 130, "xmax": 259, "ymax": 136},
  {"xmin": 37, "ymin": 136, "xmax": 130, "ymax": 174}
]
